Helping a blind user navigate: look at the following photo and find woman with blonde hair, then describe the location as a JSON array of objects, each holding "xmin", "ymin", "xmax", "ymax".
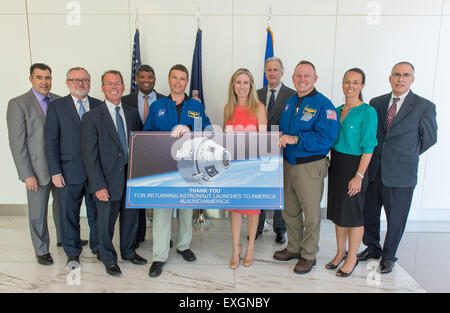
[{"xmin": 224, "ymin": 68, "xmax": 268, "ymax": 269}]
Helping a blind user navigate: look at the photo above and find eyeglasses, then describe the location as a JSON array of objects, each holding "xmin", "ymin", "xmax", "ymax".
[
  {"xmin": 391, "ymin": 73, "xmax": 414, "ymax": 79},
  {"xmin": 103, "ymin": 82, "xmax": 123, "ymax": 86},
  {"xmin": 68, "ymin": 78, "xmax": 90, "ymax": 84}
]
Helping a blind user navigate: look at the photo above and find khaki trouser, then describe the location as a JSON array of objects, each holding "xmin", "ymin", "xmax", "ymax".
[
  {"xmin": 152, "ymin": 209, "xmax": 193, "ymax": 262},
  {"xmin": 282, "ymin": 158, "xmax": 329, "ymax": 260}
]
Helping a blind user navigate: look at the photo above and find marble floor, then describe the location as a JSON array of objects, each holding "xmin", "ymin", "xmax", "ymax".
[{"xmin": 0, "ymin": 215, "xmax": 428, "ymax": 293}]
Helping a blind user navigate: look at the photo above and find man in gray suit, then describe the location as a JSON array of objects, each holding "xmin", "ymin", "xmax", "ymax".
[
  {"xmin": 7, "ymin": 63, "xmax": 61, "ymax": 265},
  {"xmin": 255, "ymin": 57, "xmax": 296, "ymax": 244},
  {"xmin": 358, "ymin": 62, "xmax": 438, "ymax": 273}
]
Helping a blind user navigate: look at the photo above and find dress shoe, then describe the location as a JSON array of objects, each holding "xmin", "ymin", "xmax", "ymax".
[
  {"xmin": 105, "ymin": 264, "xmax": 122, "ymax": 277},
  {"xmin": 336, "ymin": 260, "xmax": 359, "ymax": 278},
  {"xmin": 275, "ymin": 233, "xmax": 286, "ymax": 244},
  {"xmin": 94, "ymin": 251, "xmax": 102, "ymax": 261},
  {"xmin": 229, "ymin": 245, "xmax": 242, "ymax": 270},
  {"xmin": 170, "ymin": 239, "xmax": 173, "ymax": 248},
  {"xmin": 57, "ymin": 242, "xmax": 63, "ymax": 247},
  {"xmin": 149, "ymin": 261, "xmax": 165, "ymax": 278},
  {"xmin": 66, "ymin": 256, "xmax": 80, "ymax": 270},
  {"xmin": 243, "ymin": 246, "xmax": 255, "ymax": 267},
  {"xmin": 379, "ymin": 259, "xmax": 395, "ymax": 274},
  {"xmin": 177, "ymin": 249, "xmax": 197, "ymax": 262},
  {"xmin": 123, "ymin": 254, "xmax": 148, "ymax": 265},
  {"xmin": 36, "ymin": 253, "xmax": 54, "ymax": 266},
  {"xmin": 273, "ymin": 248, "xmax": 299, "ymax": 261},
  {"xmin": 134, "ymin": 242, "xmax": 140, "ymax": 250},
  {"xmin": 294, "ymin": 257, "xmax": 316, "ymax": 274},
  {"xmin": 357, "ymin": 248, "xmax": 381, "ymax": 261},
  {"xmin": 325, "ymin": 251, "xmax": 348, "ymax": 270}
]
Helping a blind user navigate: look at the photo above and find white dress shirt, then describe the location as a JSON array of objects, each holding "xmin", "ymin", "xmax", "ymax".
[{"xmin": 105, "ymin": 100, "xmax": 128, "ymax": 144}]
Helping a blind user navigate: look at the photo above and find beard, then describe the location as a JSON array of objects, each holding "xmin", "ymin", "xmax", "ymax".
[{"xmin": 70, "ymin": 87, "xmax": 89, "ymax": 98}]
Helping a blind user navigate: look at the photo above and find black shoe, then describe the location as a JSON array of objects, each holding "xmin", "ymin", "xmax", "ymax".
[
  {"xmin": 66, "ymin": 256, "xmax": 80, "ymax": 270},
  {"xmin": 37, "ymin": 253, "xmax": 54, "ymax": 266},
  {"xmin": 336, "ymin": 260, "xmax": 359, "ymax": 278},
  {"xmin": 325, "ymin": 252, "xmax": 348, "ymax": 270},
  {"xmin": 149, "ymin": 261, "xmax": 165, "ymax": 278},
  {"xmin": 380, "ymin": 259, "xmax": 395, "ymax": 274},
  {"xmin": 105, "ymin": 264, "xmax": 122, "ymax": 277},
  {"xmin": 81, "ymin": 240, "xmax": 88, "ymax": 247},
  {"xmin": 123, "ymin": 254, "xmax": 148, "ymax": 265},
  {"xmin": 57, "ymin": 242, "xmax": 63, "ymax": 247},
  {"xmin": 134, "ymin": 242, "xmax": 140, "ymax": 250},
  {"xmin": 357, "ymin": 248, "xmax": 381, "ymax": 261},
  {"xmin": 275, "ymin": 233, "xmax": 286, "ymax": 244},
  {"xmin": 177, "ymin": 249, "xmax": 197, "ymax": 262},
  {"xmin": 94, "ymin": 251, "xmax": 102, "ymax": 261},
  {"xmin": 170, "ymin": 239, "xmax": 173, "ymax": 248}
]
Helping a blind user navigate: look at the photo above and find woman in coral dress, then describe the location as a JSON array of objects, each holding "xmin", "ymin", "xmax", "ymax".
[{"xmin": 223, "ymin": 68, "xmax": 268, "ymax": 269}]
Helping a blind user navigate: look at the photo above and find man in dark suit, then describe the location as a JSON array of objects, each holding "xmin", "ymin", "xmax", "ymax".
[
  {"xmin": 255, "ymin": 57, "xmax": 296, "ymax": 244},
  {"xmin": 358, "ymin": 62, "xmax": 438, "ymax": 273},
  {"xmin": 7, "ymin": 63, "xmax": 61, "ymax": 266},
  {"xmin": 45, "ymin": 67, "xmax": 101, "ymax": 268},
  {"xmin": 122, "ymin": 64, "xmax": 164, "ymax": 248},
  {"xmin": 81, "ymin": 70, "xmax": 147, "ymax": 277}
]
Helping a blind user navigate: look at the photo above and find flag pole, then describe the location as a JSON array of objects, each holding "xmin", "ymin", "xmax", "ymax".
[{"xmin": 191, "ymin": 8, "xmax": 211, "ymax": 231}]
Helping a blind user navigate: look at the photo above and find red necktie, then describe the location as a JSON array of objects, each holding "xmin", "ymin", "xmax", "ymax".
[
  {"xmin": 143, "ymin": 95, "xmax": 149, "ymax": 123},
  {"xmin": 386, "ymin": 97, "xmax": 399, "ymax": 130}
]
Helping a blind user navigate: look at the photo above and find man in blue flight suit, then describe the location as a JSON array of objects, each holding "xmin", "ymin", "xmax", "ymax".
[
  {"xmin": 274, "ymin": 61, "xmax": 338, "ymax": 275},
  {"xmin": 143, "ymin": 64, "xmax": 211, "ymax": 278}
]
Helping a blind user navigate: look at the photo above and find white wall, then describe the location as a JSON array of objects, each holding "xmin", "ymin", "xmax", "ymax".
[{"xmin": 1, "ymin": 0, "xmax": 449, "ymax": 220}]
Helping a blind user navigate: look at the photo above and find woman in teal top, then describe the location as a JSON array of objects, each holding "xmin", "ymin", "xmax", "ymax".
[{"xmin": 326, "ymin": 68, "xmax": 378, "ymax": 277}]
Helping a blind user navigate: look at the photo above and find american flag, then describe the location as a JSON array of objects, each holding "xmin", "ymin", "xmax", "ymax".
[{"xmin": 130, "ymin": 29, "xmax": 141, "ymax": 93}]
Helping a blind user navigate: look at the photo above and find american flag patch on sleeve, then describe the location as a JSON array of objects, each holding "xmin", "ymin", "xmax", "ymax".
[{"xmin": 326, "ymin": 110, "xmax": 337, "ymax": 121}]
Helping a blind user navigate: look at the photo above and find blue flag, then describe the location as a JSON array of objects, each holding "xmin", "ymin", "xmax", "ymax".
[
  {"xmin": 263, "ymin": 27, "xmax": 274, "ymax": 87},
  {"xmin": 189, "ymin": 29, "xmax": 205, "ymax": 105},
  {"xmin": 130, "ymin": 29, "xmax": 141, "ymax": 93}
]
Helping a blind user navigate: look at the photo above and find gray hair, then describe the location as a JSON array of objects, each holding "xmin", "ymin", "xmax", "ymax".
[
  {"xmin": 265, "ymin": 57, "xmax": 284, "ymax": 72},
  {"xmin": 392, "ymin": 61, "xmax": 415, "ymax": 75},
  {"xmin": 66, "ymin": 67, "xmax": 90, "ymax": 80}
]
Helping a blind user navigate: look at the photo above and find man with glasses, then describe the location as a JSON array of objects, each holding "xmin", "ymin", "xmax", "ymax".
[
  {"xmin": 81, "ymin": 70, "xmax": 147, "ymax": 277},
  {"xmin": 7, "ymin": 63, "xmax": 61, "ymax": 265},
  {"xmin": 358, "ymin": 62, "xmax": 438, "ymax": 274},
  {"xmin": 45, "ymin": 67, "xmax": 101, "ymax": 268}
]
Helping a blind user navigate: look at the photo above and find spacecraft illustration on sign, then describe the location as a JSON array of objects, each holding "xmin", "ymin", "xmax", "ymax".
[{"xmin": 175, "ymin": 137, "xmax": 232, "ymax": 184}]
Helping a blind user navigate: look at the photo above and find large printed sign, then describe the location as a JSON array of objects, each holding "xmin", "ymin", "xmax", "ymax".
[{"xmin": 125, "ymin": 131, "xmax": 283, "ymax": 210}]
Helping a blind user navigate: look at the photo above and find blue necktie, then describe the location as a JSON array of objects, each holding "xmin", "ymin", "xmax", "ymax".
[
  {"xmin": 77, "ymin": 99, "xmax": 86, "ymax": 120},
  {"xmin": 267, "ymin": 89, "xmax": 276, "ymax": 114},
  {"xmin": 115, "ymin": 106, "xmax": 128, "ymax": 162},
  {"xmin": 42, "ymin": 96, "xmax": 51, "ymax": 116}
]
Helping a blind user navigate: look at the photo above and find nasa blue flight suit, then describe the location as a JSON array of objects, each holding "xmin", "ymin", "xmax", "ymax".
[
  {"xmin": 143, "ymin": 95, "xmax": 211, "ymax": 262},
  {"xmin": 279, "ymin": 89, "xmax": 338, "ymax": 261}
]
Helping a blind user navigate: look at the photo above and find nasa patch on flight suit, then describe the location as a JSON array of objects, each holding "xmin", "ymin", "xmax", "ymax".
[
  {"xmin": 188, "ymin": 110, "xmax": 200, "ymax": 119},
  {"xmin": 157, "ymin": 109, "xmax": 166, "ymax": 118},
  {"xmin": 300, "ymin": 106, "xmax": 317, "ymax": 122}
]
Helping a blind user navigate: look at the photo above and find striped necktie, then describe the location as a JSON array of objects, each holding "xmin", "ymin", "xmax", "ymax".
[
  {"xmin": 115, "ymin": 106, "xmax": 128, "ymax": 162},
  {"xmin": 386, "ymin": 97, "xmax": 399, "ymax": 130}
]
